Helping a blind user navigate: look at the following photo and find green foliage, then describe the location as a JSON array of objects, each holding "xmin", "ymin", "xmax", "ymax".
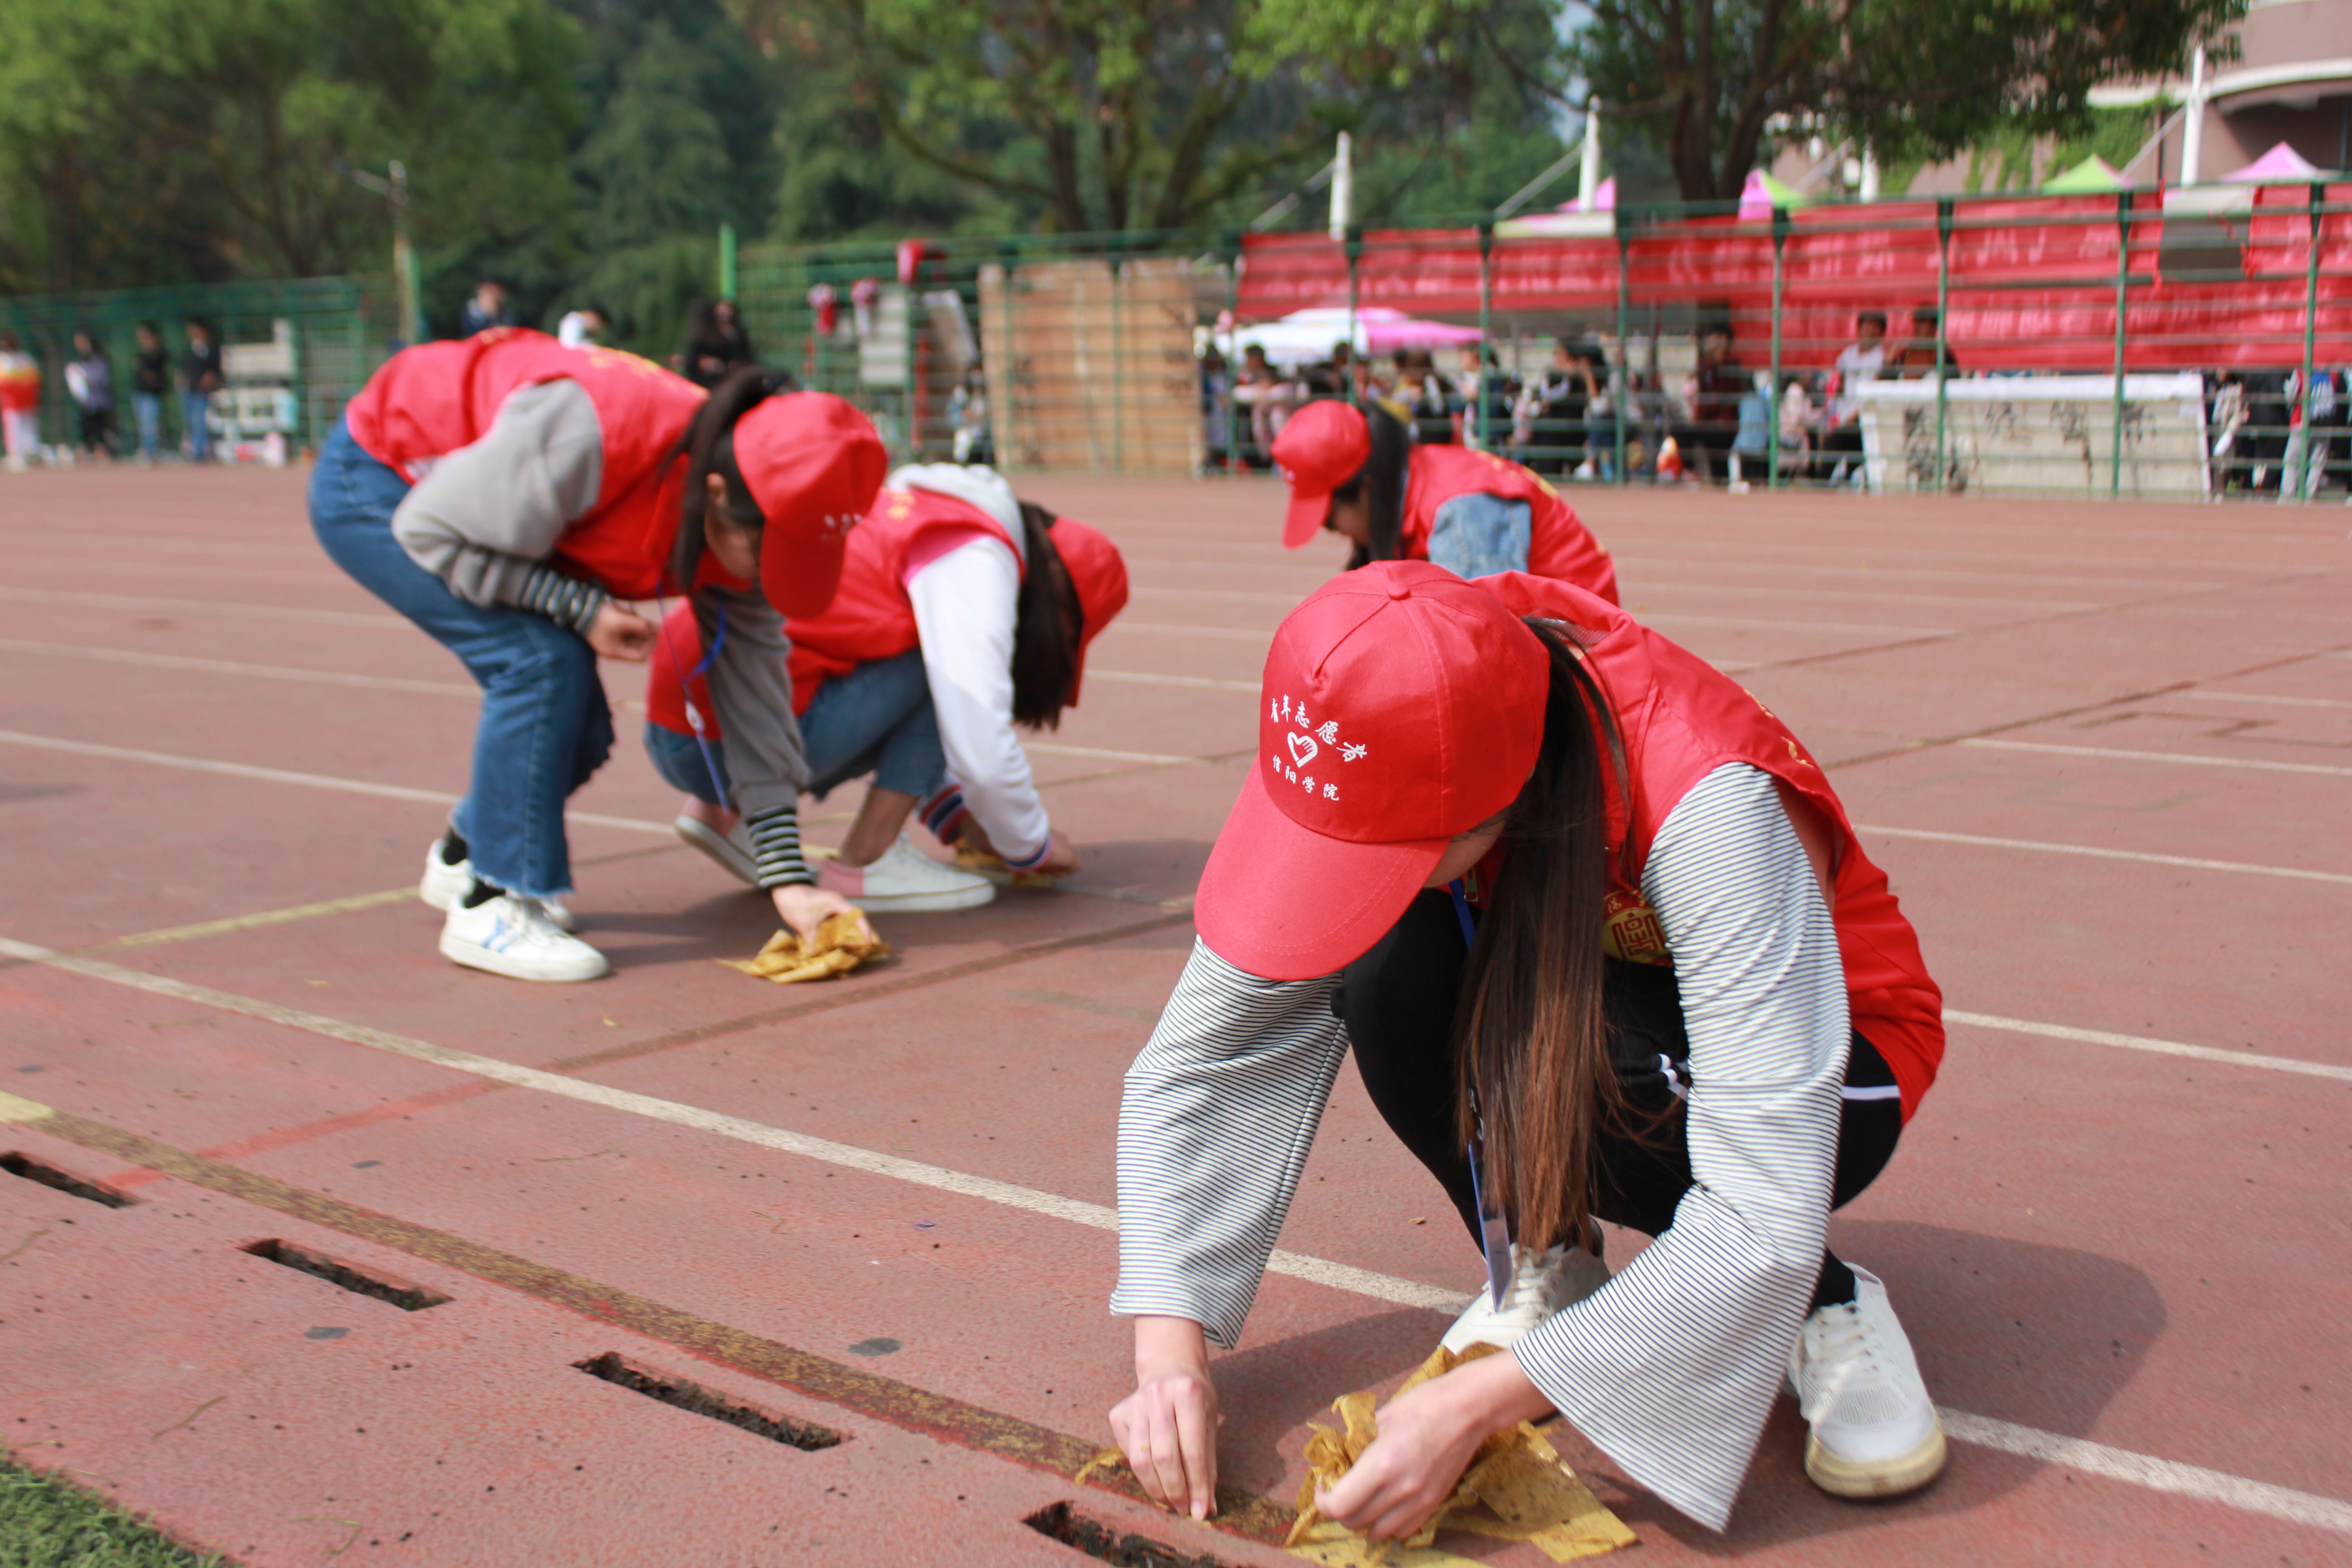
[
  {"xmin": 1570, "ymin": 0, "xmax": 2246, "ymax": 201},
  {"xmin": 0, "ymin": 1455, "xmax": 227, "ymax": 1568},
  {"xmin": 0, "ymin": 0, "xmax": 582, "ymax": 295},
  {"xmin": 577, "ymin": 24, "xmax": 736, "ymax": 247},
  {"xmin": 745, "ymin": 0, "xmax": 1569, "ymax": 233}
]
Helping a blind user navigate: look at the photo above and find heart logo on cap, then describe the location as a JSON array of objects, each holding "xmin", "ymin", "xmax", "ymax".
[{"xmin": 1287, "ymin": 732, "xmax": 1318, "ymax": 767}]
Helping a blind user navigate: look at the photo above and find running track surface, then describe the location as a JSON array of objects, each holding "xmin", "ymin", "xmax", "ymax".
[{"xmin": 1, "ymin": 466, "xmax": 2347, "ymax": 1568}]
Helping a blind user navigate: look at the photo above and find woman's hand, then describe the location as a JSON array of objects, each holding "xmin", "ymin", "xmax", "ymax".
[
  {"xmin": 770, "ymin": 882, "xmax": 861, "ymax": 944},
  {"xmin": 1034, "ymin": 830, "xmax": 1081, "ymax": 878},
  {"xmin": 1109, "ymin": 1317, "xmax": 1220, "ymax": 1519},
  {"xmin": 586, "ymin": 602, "xmax": 657, "ymax": 662},
  {"xmin": 1316, "ymin": 1350, "xmax": 1553, "ymax": 1543}
]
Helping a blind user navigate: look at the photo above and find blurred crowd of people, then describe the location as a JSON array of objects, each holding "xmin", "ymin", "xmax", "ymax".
[
  {"xmin": 1195, "ymin": 309, "xmax": 1967, "ymax": 491},
  {"xmin": 0, "ymin": 318, "xmax": 223, "ymax": 470}
]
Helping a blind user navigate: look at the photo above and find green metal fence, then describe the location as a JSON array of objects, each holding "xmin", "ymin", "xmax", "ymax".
[
  {"xmin": 15, "ymin": 186, "xmax": 2352, "ymax": 500},
  {"xmin": 727, "ymin": 187, "xmax": 2352, "ymax": 500},
  {"xmin": 0, "ymin": 276, "xmax": 393, "ymax": 458}
]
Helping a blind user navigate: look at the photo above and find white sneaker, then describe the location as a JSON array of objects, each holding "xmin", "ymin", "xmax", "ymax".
[
  {"xmin": 1788, "ymin": 1265, "xmax": 1945, "ymax": 1499},
  {"xmin": 816, "ymin": 834, "xmax": 995, "ymax": 912},
  {"xmin": 439, "ymin": 892, "xmax": 608, "ymax": 983},
  {"xmin": 1440, "ymin": 1239, "xmax": 1611, "ymax": 1353},
  {"xmin": 673, "ymin": 814, "xmax": 758, "ymax": 887},
  {"xmin": 420, "ymin": 837, "xmax": 575, "ymax": 931}
]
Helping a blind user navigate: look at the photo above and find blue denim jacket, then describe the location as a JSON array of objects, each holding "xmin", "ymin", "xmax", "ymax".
[{"xmin": 1425, "ymin": 491, "xmax": 1531, "ymax": 579}]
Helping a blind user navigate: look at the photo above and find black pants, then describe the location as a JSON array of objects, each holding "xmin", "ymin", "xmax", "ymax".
[{"xmin": 1333, "ymin": 891, "xmax": 1901, "ymax": 1312}]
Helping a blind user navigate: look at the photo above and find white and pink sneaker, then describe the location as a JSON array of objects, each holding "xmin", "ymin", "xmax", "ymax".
[{"xmin": 817, "ymin": 835, "xmax": 995, "ymax": 912}]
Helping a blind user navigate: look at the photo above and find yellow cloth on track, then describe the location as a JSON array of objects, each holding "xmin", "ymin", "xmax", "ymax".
[
  {"xmin": 720, "ymin": 911, "xmax": 890, "ymax": 984},
  {"xmin": 952, "ymin": 843, "xmax": 1058, "ymax": 888},
  {"xmin": 1285, "ymin": 1344, "xmax": 1636, "ymax": 1566}
]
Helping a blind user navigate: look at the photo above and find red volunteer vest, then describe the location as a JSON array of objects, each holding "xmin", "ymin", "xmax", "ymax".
[
  {"xmin": 1401, "ymin": 446, "xmax": 1619, "ymax": 606},
  {"xmin": 646, "ymin": 483, "xmax": 1021, "ymax": 733},
  {"xmin": 1479, "ymin": 573, "xmax": 1944, "ymax": 1119},
  {"xmin": 344, "ymin": 328, "xmax": 708, "ymax": 599}
]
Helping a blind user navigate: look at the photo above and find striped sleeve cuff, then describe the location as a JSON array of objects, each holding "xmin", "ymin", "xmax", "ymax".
[
  {"xmin": 513, "ymin": 564, "xmax": 608, "ymax": 635},
  {"xmin": 919, "ymin": 783, "xmax": 970, "ymax": 845},
  {"xmin": 1000, "ymin": 832, "xmax": 1052, "ymax": 872},
  {"xmin": 745, "ymin": 805, "xmax": 813, "ymax": 888}
]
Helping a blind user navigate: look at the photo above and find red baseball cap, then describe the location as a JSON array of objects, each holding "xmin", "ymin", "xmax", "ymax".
[
  {"xmin": 1194, "ymin": 561, "xmax": 1550, "ymax": 980},
  {"xmin": 733, "ymin": 392, "xmax": 888, "ymax": 617},
  {"xmin": 1046, "ymin": 516, "xmax": 1128, "ymax": 705},
  {"xmin": 1271, "ymin": 400, "xmax": 1371, "ymax": 549}
]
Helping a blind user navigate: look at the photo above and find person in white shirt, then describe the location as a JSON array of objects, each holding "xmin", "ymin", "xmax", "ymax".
[
  {"xmin": 644, "ymin": 464, "xmax": 1131, "ymax": 911},
  {"xmin": 556, "ymin": 305, "xmax": 608, "ymax": 350},
  {"xmin": 1818, "ymin": 311, "xmax": 1886, "ymax": 484}
]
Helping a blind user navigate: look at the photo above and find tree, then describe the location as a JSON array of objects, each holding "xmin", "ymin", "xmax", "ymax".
[
  {"xmin": 1566, "ymin": 0, "xmax": 2247, "ymax": 202},
  {"xmin": 731, "ymin": 0, "xmax": 1567, "ymax": 234},
  {"xmin": 0, "ymin": 0, "xmax": 580, "ymax": 295}
]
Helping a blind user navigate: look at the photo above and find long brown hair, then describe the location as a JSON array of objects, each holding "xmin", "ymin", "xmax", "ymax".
[
  {"xmin": 1010, "ymin": 501, "xmax": 1083, "ymax": 729},
  {"xmin": 1332, "ymin": 401, "xmax": 1412, "ymax": 571},
  {"xmin": 1452, "ymin": 617, "xmax": 1633, "ymax": 1251}
]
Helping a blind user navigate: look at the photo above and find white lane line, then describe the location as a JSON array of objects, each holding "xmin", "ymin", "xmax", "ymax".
[
  {"xmin": 0, "ymin": 936, "xmax": 1459, "ymax": 1312},
  {"xmin": 10, "ymin": 553, "xmax": 345, "ymax": 583},
  {"xmin": 1935, "ymin": 1409, "xmax": 2352, "ymax": 1536},
  {"xmin": 1945, "ymin": 1011, "xmax": 2352, "ymax": 1083},
  {"xmin": 1622, "ymin": 583, "xmax": 2103, "ymax": 612},
  {"xmin": 1643, "ymin": 612, "xmax": 1955, "ymax": 637},
  {"xmin": 0, "ymin": 637, "xmax": 478, "ymax": 697},
  {"xmin": 0, "ymin": 585, "xmax": 403, "ymax": 628},
  {"xmin": 1130, "ymin": 586, "xmax": 1308, "ymax": 605},
  {"xmin": 2178, "ymin": 691, "xmax": 2352, "ymax": 710},
  {"xmin": 1098, "ymin": 622, "xmax": 1271, "ymax": 642},
  {"xmin": 3, "ymin": 933, "xmax": 2344, "ymax": 1530},
  {"xmin": 1027, "ymin": 741, "xmax": 1215, "ymax": 765},
  {"xmin": 1085, "ymin": 669, "xmax": 1259, "ymax": 693},
  {"xmin": 1856, "ymin": 824, "xmax": 2352, "ymax": 887},
  {"xmin": 1960, "ymin": 738, "xmax": 2352, "ymax": 778},
  {"xmin": 0, "ymin": 730, "xmax": 666, "ymax": 836},
  {"xmin": 0, "ymin": 638, "xmax": 1260, "ymax": 701}
]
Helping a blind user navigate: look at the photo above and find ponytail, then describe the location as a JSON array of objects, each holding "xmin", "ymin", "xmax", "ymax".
[
  {"xmin": 669, "ymin": 364, "xmax": 797, "ymax": 589},
  {"xmin": 1009, "ymin": 501, "xmax": 1082, "ymax": 729},
  {"xmin": 1334, "ymin": 400, "xmax": 1412, "ymax": 571},
  {"xmin": 1452, "ymin": 617, "xmax": 1637, "ymax": 1252}
]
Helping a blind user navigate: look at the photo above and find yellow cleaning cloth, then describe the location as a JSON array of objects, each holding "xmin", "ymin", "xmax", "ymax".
[
  {"xmin": 1285, "ymin": 1344, "xmax": 1636, "ymax": 1566},
  {"xmin": 952, "ymin": 843, "xmax": 1058, "ymax": 889},
  {"xmin": 720, "ymin": 911, "xmax": 890, "ymax": 984}
]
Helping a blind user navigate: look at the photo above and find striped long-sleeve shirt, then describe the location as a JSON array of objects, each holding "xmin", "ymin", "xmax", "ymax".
[{"xmin": 1113, "ymin": 762, "xmax": 1850, "ymax": 1531}]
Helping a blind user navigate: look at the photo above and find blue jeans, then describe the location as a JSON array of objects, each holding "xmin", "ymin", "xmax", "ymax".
[
  {"xmin": 1425, "ymin": 492, "xmax": 1532, "ymax": 579},
  {"xmin": 647, "ymin": 648, "xmax": 945, "ymax": 808},
  {"xmin": 133, "ymin": 393, "xmax": 162, "ymax": 460},
  {"xmin": 309, "ymin": 417, "xmax": 612, "ymax": 899},
  {"xmin": 181, "ymin": 390, "xmax": 211, "ymax": 461}
]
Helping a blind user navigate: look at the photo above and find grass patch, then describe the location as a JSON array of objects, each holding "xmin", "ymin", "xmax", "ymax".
[{"xmin": 0, "ymin": 1452, "xmax": 228, "ymax": 1568}]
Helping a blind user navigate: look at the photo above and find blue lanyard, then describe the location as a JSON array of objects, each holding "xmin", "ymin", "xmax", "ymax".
[
  {"xmin": 656, "ymin": 593, "xmax": 731, "ymax": 812},
  {"xmin": 1446, "ymin": 877, "xmax": 1477, "ymax": 947},
  {"xmin": 1449, "ymin": 873, "xmax": 1511, "ymax": 1301}
]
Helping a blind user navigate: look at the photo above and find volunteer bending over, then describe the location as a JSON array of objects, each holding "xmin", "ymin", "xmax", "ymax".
[
  {"xmin": 646, "ymin": 464, "xmax": 1129, "ymax": 911},
  {"xmin": 1109, "ymin": 563, "xmax": 1947, "ymax": 1534},
  {"xmin": 312, "ymin": 328, "xmax": 885, "ymax": 982},
  {"xmin": 1272, "ymin": 399, "xmax": 1618, "ymax": 602}
]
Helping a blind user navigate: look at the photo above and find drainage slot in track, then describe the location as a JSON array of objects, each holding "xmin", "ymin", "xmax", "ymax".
[
  {"xmin": 573, "ymin": 1352, "xmax": 843, "ymax": 1450},
  {"xmin": 0, "ymin": 1151, "xmax": 137, "ymax": 1208},
  {"xmin": 1023, "ymin": 1502, "xmax": 1239, "ymax": 1568},
  {"xmin": 241, "ymin": 1239, "xmax": 451, "ymax": 1311}
]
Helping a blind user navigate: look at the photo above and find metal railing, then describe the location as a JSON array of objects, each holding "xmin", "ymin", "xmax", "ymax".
[
  {"xmin": 13, "ymin": 187, "xmax": 2349, "ymax": 499},
  {"xmin": 732, "ymin": 187, "xmax": 2352, "ymax": 499},
  {"xmin": 0, "ymin": 276, "xmax": 394, "ymax": 458}
]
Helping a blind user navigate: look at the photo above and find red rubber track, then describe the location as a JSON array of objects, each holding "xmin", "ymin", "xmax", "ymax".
[{"xmin": 1, "ymin": 466, "xmax": 2347, "ymax": 1566}]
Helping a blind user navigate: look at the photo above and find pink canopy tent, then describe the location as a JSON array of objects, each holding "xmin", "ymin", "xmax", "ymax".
[
  {"xmin": 1230, "ymin": 306, "xmax": 1482, "ymax": 366},
  {"xmin": 2222, "ymin": 142, "xmax": 2328, "ymax": 183}
]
